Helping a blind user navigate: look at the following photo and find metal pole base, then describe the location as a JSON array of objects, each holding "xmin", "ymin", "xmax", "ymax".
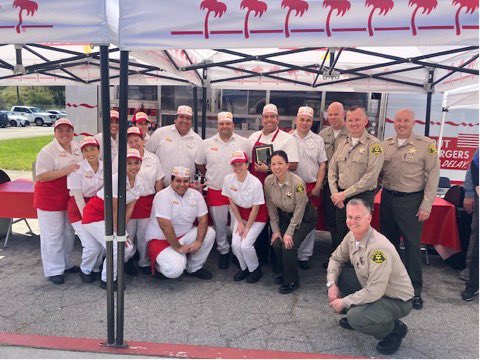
[{"xmin": 114, "ymin": 343, "xmax": 129, "ymax": 349}]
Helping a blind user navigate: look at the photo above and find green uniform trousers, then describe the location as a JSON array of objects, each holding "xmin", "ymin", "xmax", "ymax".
[
  {"xmin": 334, "ymin": 190, "xmax": 375, "ymax": 250},
  {"xmin": 380, "ymin": 189, "xmax": 424, "ymax": 296},
  {"xmin": 273, "ymin": 202, "xmax": 317, "ymax": 283},
  {"xmin": 339, "ymin": 267, "xmax": 413, "ymax": 340}
]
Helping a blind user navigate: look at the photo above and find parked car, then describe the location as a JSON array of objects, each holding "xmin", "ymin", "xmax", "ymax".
[
  {"xmin": 0, "ymin": 112, "xmax": 8, "ymax": 128},
  {"xmin": 46, "ymin": 109, "xmax": 67, "ymax": 118},
  {"xmin": 10, "ymin": 106, "xmax": 57, "ymax": 126},
  {"xmin": 0, "ymin": 110, "xmax": 29, "ymax": 127}
]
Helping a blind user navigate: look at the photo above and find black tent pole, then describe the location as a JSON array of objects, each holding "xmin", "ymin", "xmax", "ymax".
[
  {"xmin": 99, "ymin": 45, "xmax": 115, "ymax": 346},
  {"xmin": 193, "ymin": 87, "xmax": 198, "ymax": 133},
  {"xmin": 424, "ymin": 69, "xmax": 434, "ymax": 137}
]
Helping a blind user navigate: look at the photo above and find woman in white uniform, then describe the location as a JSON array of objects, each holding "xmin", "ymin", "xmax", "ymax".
[
  {"xmin": 67, "ymin": 136, "xmax": 105, "ymax": 283},
  {"xmin": 113, "ymin": 126, "xmax": 164, "ymax": 274},
  {"xmin": 82, "ymin": 148, "xmax": 143, "ymax": 289},
  {"xmin": 94, "ymin": 110, "xmax": 119, "ymax": 160},
  {"xmin": 132, "ymin": 112, "xmax": 151, "ymax": 144},
  {"xmin": 221, "ymin": 151, "xmax": 268, "ymax": 283},
  {"xmin": 34, "ymin": 118, "xmax": 83, "ymax": 285}
]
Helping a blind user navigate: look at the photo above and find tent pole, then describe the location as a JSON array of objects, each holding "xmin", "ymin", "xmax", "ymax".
[
  {"xmin": 424, "ymin": 69, "xmax": 434, "ymax": 137},
  {"xmin": 100, "ymin": 45, "xmax": 115, "ymax": 347},
  {"xmin": 116, "ymin": 50, "xmax": 129, "ymax": 349},
  {"xmin": 201, "ymin": 70, "xmax": 207, "ymax": 139},
  {"xmin": 193, "ymin": 87, "xmax": 199, "ymax": 133}
]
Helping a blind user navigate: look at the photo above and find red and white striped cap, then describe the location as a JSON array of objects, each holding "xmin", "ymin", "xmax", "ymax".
[
  {"xmin": 110, "ymin": 110, "xmax": 119, "ymax": 120},
  {"xmin": 230, "ymin": 151, "xmax": 248, "ymax": 164},
  {"xmin": 127, "ymin": 126, "xmax": 143, "ymax": 139},
  {"xmin": 54, "ymin": 118, "xmax": 74, "ymax": 130},
  {"xmin": 176, "ymin": 105, "xmax": 193, "ymax": 117},
  {"xmin": 263, "ymin": 103, "xmax": 278, "ymax": 115},
  {"xmin": 134, "ymin": 112, "xmax": 150, "ymax": 123},
  {"xmin": 218, "ymin": 111, "xmax": 233, "ymax": 123},
  {"xmin": 80, "ymin": 136, "xmax": 99, "ymax": 151},
  {"xmin": 297, "ymin": 106, "xmax": 314, "ymax": 118},
  {"xmin": 172, "ymin": 166, "xmax": 191, "ymax": 179},
  {"xmin": 126, "ymin": 148, "xmax": 142, "ymax": 161}
]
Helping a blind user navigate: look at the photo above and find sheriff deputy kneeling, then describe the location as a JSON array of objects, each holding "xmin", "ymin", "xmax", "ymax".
[{"xmin": 326, "ymin": 198, "xmax": 414, "ymax": 355}]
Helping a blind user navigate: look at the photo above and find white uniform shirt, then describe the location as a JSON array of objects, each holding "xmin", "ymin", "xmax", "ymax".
[
  {"xmin": 145, "ymin": 125, "xmax": 202, "ymax": 186},
  {"xmin": 195, "ymin": 133, "xmax": 252, "ymax": 190},
  {"xmin": 221, "ymin": 172, "xmax": 265, "ymax": 208},
  {"xmin": 248, "ymin": 129, "xmax": 299, "ymax": 163},
  {"xmin": 112, "ymin": 149, "xmax": 164, "ymax": 196},
  {"xmin": 145, "ymin": 186, "xmax": 208, "ymax": 240},
  {"xmin": 292, "ymin": 130, "xmax": 328, "ymax": 183},
  {"xmin": 96, "ymin": 173, "xmax": 144, "ymax": 205},
  {"xmin": 94, "ymin": 132, "xmax": 119, "ymax": 160},
  {"xmin": 36, "ymin": 139, "xmax": 82, "ymax": 176},
  {"xmin": 67, "ymin": 159, "xmax": 104, "ymax": 197}
]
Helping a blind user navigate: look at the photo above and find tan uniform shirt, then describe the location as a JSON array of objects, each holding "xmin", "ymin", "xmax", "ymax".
[
  {"xmin": 327, "ymin": 227, "xmax": 414, "ymax": 308},
  {"xmin": 319, "ymin": 125, "xmax": 349, "ymax": 162},
  {"xmin": 381, "ymin": 133, "xmax": 440, "ymax": 213},
  {"xmin": 328, "ymin": 130, "xmax": 384, "ymax": 198},
  {"xmin": 264, "ymin": 172, "xmax": 308, "ymax": 237}
]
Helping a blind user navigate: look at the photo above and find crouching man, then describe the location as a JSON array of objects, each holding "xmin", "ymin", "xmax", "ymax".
[
  {"xmin": 326, "ymin": 198, "xmax": 414, "ymax": 355},
  {"xmin": 145, "ymin": 166, "xmax": 215, "ymax": 280}
]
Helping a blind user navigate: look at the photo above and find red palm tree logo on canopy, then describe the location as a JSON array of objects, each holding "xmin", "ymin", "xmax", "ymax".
[
  {"xmin": 323, "ymin": 0, "xmax": 351, "ymax": 37},
  {"xmin": 365, "ymin": 0, "xmax": 394, "ymax": 36},
  {"xmin": 200, "ymin": 0, "xmax": 227, "ymax": 39},
  {"xmin": 240, "ymin": 0, "xmax": 267, "ymax": 39},
  {"xmin": 452, "ymin": 0, "xmax": 479, "ymax": 35},
  {"xmin": 409, "ymin": 0, "xmax": 437, "ymax": 36},
  {"xmin": 13, "ymin": 0, "xmax": 38, "ymax": 34},
  {"xmin": 281, "ymin": 0, "xmax": 309, "ymax": 38}
]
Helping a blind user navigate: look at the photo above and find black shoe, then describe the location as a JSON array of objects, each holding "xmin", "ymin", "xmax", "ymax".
[
  {"xmin": 232, "ymin": 255, "xmax": 240, "ymax": 269},
  {"xmin": 298, "ymin": 260, "xmax": 310, "ymax": 270},
  {"xmin": 412, "ymin": 296, "xmax": 423, "ymax": 310},
  {"xmin": 48, "ymin": 275, "xmax": 64, "ymax": 285},
  {"xmin": 190, "ymin": 267, "xmax": 213, "ymax": 280},
  {"xmin": 233, "ymin": 269, "xmax": 249, "ymax": 282},
  {"xmin": 65, "ymin": 265, "xmax": 80, "ymax": 274},
  {"xmin": 80, "ymin": 271, "xmax": 94, "ymax": 283},
  {"xmin": 92, "ymin": 271, "xmax": 101, "ymax": 281},
  {"xmin": 461, "ymin": 289, "xmax": 479, "ymax": 301},
  {"xmin": 100, "ymin": 280, "xmax": 125, "ymax": 291},
  {"xmin": 322, "ymin": 260, "xmax": 329, "ymax": 269},
  {"xmin": 274, "ymin": 275, "xmax": 284, "ymax": 285},
  {"xmin": 246, "ymin": 267, "xmax": 263, "ymax": 283},
  {"xmin": 139, "ymin": 266, "xmax": 151, "ymax": 275},
  {"xmin": 339, "ymin": 317, "xmax": 354, "ymax": 330},
  {"xmin": 376, "ymin": 320, "xmax": 408, "ymax": 355},
  {"xmin": 279, "ymin": 281, "xmax": 299, "ymax": 294},
  {"xmin": 218, "ymin": 253, "xmax": 230, "ymax": 269},
  {"xmin": 124, "ymin": 259, "xmax": 138, "ymax": 276}
]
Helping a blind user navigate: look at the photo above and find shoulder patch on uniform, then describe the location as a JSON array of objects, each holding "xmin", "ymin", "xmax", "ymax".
[
  {"xmin": 428, "ymin": 143, "xmax": 437, "ymax": 154},
  {"xmin": 370, "ymin": 143, "xmax": 383, "ymax": 155},
  {"xmin": 371, "ymin": 250, "xmax": 386, "ymax": 264},
  {"xmin": 296, "ymin": 185, "xmax": 305, "ymax": 193}
]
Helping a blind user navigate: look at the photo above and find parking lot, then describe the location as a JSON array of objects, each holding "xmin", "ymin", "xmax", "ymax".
[{"xmin": 0, "ymin": 126, "xmax": 53, "ymax": 141}]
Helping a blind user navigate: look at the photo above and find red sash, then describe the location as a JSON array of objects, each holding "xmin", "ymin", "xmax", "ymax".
[
  {"xmin": 131, "ymin": 194, "xmax": 154, "ymax": 219},
  {"xmin": 305, "ymin": 182, "xmax": 326, "ymax": 231},
  {"xmin": 237, "ymin": 204, "xmax": 269, "ymax": 223},
  {"xmin": 33, "ymin": 176, "xmax": 69, "ymax": 211},
  {"xmin": 67, "ymin": 196, "xmax": 92, "ymax": 223},
  {"xmin": 206, "ymin": 188, "xmax": 230, "ymax": 207},
  {"xmin": 82, "ymin": 196, "xmax": 105, "ymax": 224},
  {"xmin": 147, "ymin": 235, "xmax": 183, "ymax": 275},
  {"xmin": 250, "ymin": 128, "xmax": 280, "ymax": 185}
]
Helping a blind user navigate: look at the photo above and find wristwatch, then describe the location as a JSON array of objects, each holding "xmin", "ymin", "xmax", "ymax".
[{"xmin": 326, "ymin": 280, "xmax": 335, "ymax": 289}]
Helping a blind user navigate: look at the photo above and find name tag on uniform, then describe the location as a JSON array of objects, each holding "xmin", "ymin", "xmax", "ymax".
[
  {"xmin": 172, "ymin": 200, "xmax": 179, "ymax": 204},
  {"xmin": 230, "ymin": 186, "xmax": 237, "ymax": 192},
  {"xmin": 84, "ymin": 174, "xmax": 93, "ymax": 179},
  {"xmin": 165, "ymin": 137, "xmax": 172, "ymax": 142},
  {"xmin": 210, "ymin": 147, "xmax": 218, "ymax": 151}
]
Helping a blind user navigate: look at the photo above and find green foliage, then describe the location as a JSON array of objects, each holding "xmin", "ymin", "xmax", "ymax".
[
  {"xmin": 0, "ymin": 86, "xmax": 65, "ymax": 110},
  {"xmin": 0, "ymin": 135, "xmax": 53, "ymax": 170}
]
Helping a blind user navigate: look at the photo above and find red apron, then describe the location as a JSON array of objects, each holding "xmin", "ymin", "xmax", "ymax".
[
  {"xmin": 306, "ymin": 182, "xmax": 326, "ymax": 231},
  {"xmin": 250, "ymin": 128, "xmax": 280, "ymax": 185},
  {"xmin": 67, "ymin": 196, "xmax": 92, "ymax": 224},
  {"xmin": 206, "ymin": 188, "xmax": 230, "ymax": 207},
  {"xmin": 147, "ymin": 235, "xmax": 183, "ymax": 275},
  {"xmin": 131, "ymin": 194, "xmax": 155, "ymax": 219},
  {"xmin": 238, "ymin": 204, "xmax": 269, "ymax": 223},
  {"xmin": 82, "ymin": 196, "xmax": 105, "ymax": 224},
  {"xmin": 33, "ymin": 176, "xmax": 69, "ymax": 211}
]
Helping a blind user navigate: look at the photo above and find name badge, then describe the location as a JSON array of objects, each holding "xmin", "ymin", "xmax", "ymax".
[
  {"xmin": 230, "ymin": 186, "xmax": 237, "ymax": 192},
  {"xmin": 165, "ymin": 137, "xmax": 172, "ymax": 142}
]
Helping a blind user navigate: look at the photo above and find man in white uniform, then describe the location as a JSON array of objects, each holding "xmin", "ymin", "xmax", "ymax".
[
  {"xmin": 292, "ymin": 106, "xmax": 328, "ymax": 269},
  {"xmin": 195, "ymin": 111, "xmax": 252, "ymax": 269},
  {"xmin": 145, "ymin": 167, "xmax": 215, "ymax": 280},
  {"xmin": 94, "ymin": 110, "xmax": 119, "ymax": 160},
  {"xmin": 145, "ymin": 105, "xmax": 202, "ymax": 186}
]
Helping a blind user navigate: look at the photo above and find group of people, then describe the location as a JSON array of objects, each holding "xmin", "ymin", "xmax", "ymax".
[{"xmin": 34, "ymin": 99, "xmax": 443, "ymax": 355}]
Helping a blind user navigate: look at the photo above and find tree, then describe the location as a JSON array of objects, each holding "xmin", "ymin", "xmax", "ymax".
[
  {"xmin": 13, "ymin": 0, "xmax": 38, "ymax": 34},
  {"xmin": 365, "ymin": 0, "xmax": 394, "ymax": 36},
  {"xmin": 281, "ymin": 0, "xmax": 309, "ymax": 38},
  {"xmin": 240, "ymin": 0, "xmax": 268, "ymax": 39},
  {"xmin": 323, "ymin": 0, "xmax": 351, "ymax": 37},
  {"xmin": 452, "ymin": 0, "xmax": 479, "ymax": 35},
  {"xmin": 200, "ymin": 0, "xmax": 227, "ymax": 39},
  {"xmin": 408, "ymin": 0, "xmax": 437, "ymax": 36}
]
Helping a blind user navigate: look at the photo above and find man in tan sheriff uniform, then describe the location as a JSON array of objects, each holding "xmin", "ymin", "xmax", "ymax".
[
  {"xmin": 320, "ymin": 102, "xmax": 349, "ymax": 264},
  {"xmin": 327, "ymin": 198, "xmax": 414, "ymax": 355},
  {"xmin": 328, "ymin": 106, "xmax": 384, "ymax": 251},
  {"xmin": 380, "ymin": 108, "xmax": 440, "ymax": 310}
]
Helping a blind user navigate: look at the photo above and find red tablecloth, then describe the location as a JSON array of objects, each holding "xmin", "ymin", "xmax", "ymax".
[
  {"xmin": 372, "ymin": 190, "xmax": 461, "ymax": 257},
  {"xmin": 0, "ymin": 179, "xmax": 37, "ymax": 219}
]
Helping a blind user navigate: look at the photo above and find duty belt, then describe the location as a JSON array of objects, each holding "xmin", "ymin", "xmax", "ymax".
[{"xmin": 384, "ymin": 188, "xmax": 424, "ymax": 197}]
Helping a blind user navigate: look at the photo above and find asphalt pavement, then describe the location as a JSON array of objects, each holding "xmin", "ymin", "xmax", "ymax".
[{"xmin": 0, "ymin": 125, "xmax": 53, "ymax": 140}]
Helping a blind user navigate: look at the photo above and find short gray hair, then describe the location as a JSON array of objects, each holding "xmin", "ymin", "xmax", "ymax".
[{"xmin": 346, "ymin": 198, "xmax": 372, "ymax": 214}]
